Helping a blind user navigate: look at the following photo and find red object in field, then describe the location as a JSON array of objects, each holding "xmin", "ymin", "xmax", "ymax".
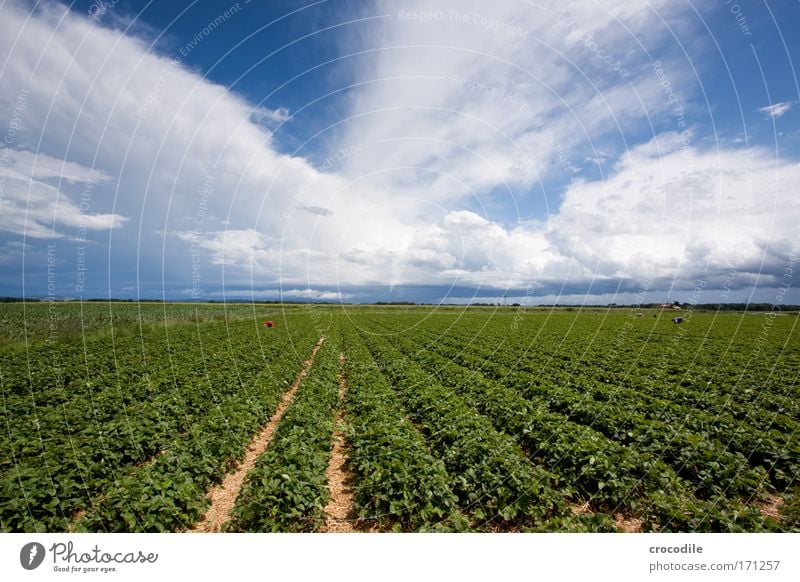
[{"xmin": 263, "ymin": 321, "xmax": 275, "ymax": 328}]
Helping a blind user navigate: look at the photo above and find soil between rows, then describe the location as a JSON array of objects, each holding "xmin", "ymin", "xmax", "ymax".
[{"xmin": 189, "ymin": 335, "xmax": 327, "ymax": 533}]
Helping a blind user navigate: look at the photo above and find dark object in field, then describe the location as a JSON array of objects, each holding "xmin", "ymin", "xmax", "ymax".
[
  {"xmin": 672, "ymin": 317, "xmax": 684, "ymax": 324},
  {"xmin": 264, "ymin": 321, "xmax": 275, "ymax": 328}
]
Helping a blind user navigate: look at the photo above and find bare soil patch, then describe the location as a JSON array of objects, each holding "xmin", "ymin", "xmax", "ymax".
[
  {"xmin": 758, "ymin": 495, "xmax": 784, "ymax": 522},
  {"xmin": 614, "ymin": 513, "xmax": 643, "ymax": 532},
  {"xmin": 189, "ymin": 335, "xmax": 327, "ymax": 533},
  {"xmin": 571, "ymin": 501, "xmax": 593, "ymax": 516},
  {"xmin": 68, "ymin": 509, "xmax": 86, "ymax": 531},
  {"xmin": 323, "ymin": 353, "xmax": 358, "ymax": 533}
]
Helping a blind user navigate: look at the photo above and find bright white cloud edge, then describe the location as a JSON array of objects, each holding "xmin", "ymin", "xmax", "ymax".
[{"xmin": 0, "ymin": 0, "xmax": 798, "ymax": 301}]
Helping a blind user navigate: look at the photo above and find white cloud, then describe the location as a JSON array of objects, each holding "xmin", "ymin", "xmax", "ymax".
[
  {"xmin": 1, "ymin": 148, "xmax": 112, "ymax": 184},
  {"xmin": 549, "ymin": 140, "xmax": 800, "ymax": 289},
  {"xmin": 0, "ymin": 148, "xmax": 125, "ymax": 238},
  {"xmin": 278, "ymin": 288, "xmax": 351, "ymax": 301},
  {"xmin": 332, "ymin": 0, "xmax": 686, "ymax": 202},
  {"xmin": 1, "ymin": 0, "xmax": 798, "ymax": 300},
  {"xmin": 204, "ymin": 288, "xmax": 351, "ymax": 301},
  {"xmin": 0, "ymin": 0, "xmax": 317, "ymax": 251},
  {"xmin": 177, "ymin": 229, "xmax": 270, "ymax": 267},
  {"xmin": 758, "ymin": 102, "xmax": 794, "ymax": 118},
  {"xmin": 250, "ymin": 106, "xmax": 292, "ymax": 125},
  {"xmin": 185, "ymin": 139, "xmax": 799, "ymax": 294}
]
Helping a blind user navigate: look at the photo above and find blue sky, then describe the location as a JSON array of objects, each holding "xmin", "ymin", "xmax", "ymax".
[{"xmin": 0, "ymin": 0, "xmax": 798, "ymax": 305}]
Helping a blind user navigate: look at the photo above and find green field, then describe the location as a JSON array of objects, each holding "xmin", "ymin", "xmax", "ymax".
[{"xmin": 1, "ymin": 302, "xmax": 799, "ymax": 532}]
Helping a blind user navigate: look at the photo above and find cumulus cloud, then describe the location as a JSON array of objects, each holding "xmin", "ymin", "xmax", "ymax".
[
  {"xmin": 250, "ymin": 106, "xmax": 292, "ymax": 125},
  {"xmin": 0, "ymin": 148, "xmax": 125, "ymax": 238},
  {"xmin": 232, "ymin": 0, "xmax": 779, "ymax": 295},
  {"xmin": 332, "ymin": 0, "xmax": 686, "ymax": 202},
  {"xmin": 211, "ymin": 139, "xmax": 798, "ymax": 295},
  {"xmin": 758, "ymin": 102, "xmax": 794, "ymax": 118},
  {"xmin": 273, "ymin": 288, "xmax": 350, "ymax": 301},
  {"xmin": 205, "ymin": 288, "xmax": 351, "ymax": 301},
  {"xmin": 549, "ymin": 139, "xmax": 800, "ymax": 291},
  {"xmin": 1, "ymin": 0, "xmax": 798, "ymax": 302},
  {"xmin": 0, "ymin": 0, "xmax": 317, "ymax": 257},
  {"xmin": 1, "ymin": 148, "xmax": 112, "ymax": 184},
  {"xmin": 182, "ymin": 129, "xmax": 800, "ymax": 298},
  {"xmin": 177, "ymin": 229, "xmax": 270, "ymax": 267}
]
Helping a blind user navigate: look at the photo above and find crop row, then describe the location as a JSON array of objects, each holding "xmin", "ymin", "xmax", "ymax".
[
  {"xmin": 73, "ymin": 326, "xmax": 321, "ymax": 532},
  {"xmin": 416, "ymin": 324, "xmax": 793, "ymax": 495},
  {"xmin": 339, "ymin": 329, "xmax": 464, "ymax": 531},
  {"xmin": 1, "ymin": 319, "xmax": 272, "ymax": 472},
  {"xmin": 1, "ymin": 320, "xmax": 320, "ymax": 532},
  {"xmin": 400, "ymin": 318, "xmax": 798, "ymax": 495},
  {"xmin": 408, "ymin": 311, "xmax": 798, "ymax": 412},
  {"xmin": 358, "ymin": 317, "xmax": 773, "ymax": 531},
  {"xmin": 227, "ymin": 335, "xmax": 340, "ymax": 532},
  {"xmin": 371, "ymin": 326, "xmax": 682, "ymax": 518},
  {"xmin": 427, "ymin": 312, "xmax": 800, "ymax": 424},
  {"xmin": 0, "ymin": 302, "xmax": 282, "ymax": 342},
  {"xmin": 358, "ymin": 329, "xmax": 568, "ymax": 528}
]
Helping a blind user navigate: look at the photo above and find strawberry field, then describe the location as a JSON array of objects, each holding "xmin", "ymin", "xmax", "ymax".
[{"xmin": 1, "ymin": 302, "xmax": 799, "ymax": 532}]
